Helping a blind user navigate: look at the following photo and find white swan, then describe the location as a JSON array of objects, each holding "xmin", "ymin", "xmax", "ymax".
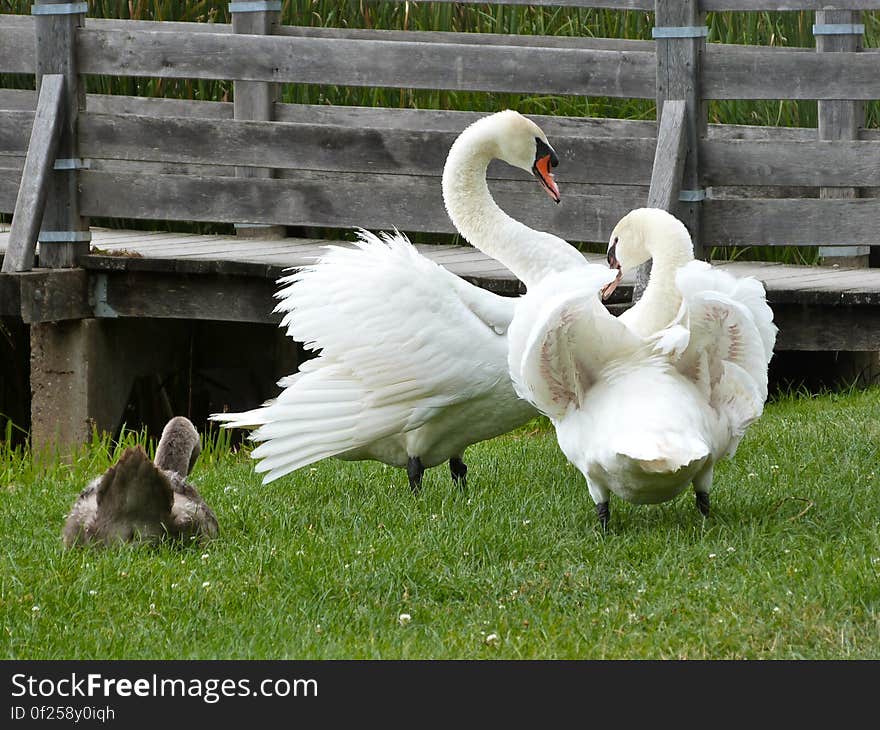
[
  {"xmin": 211, "ymin": 110, "xmax": 593, "ymax": 488},
  {"xmin": 508, "ymin": 208, "xmax": 777, "ymax": 527}
]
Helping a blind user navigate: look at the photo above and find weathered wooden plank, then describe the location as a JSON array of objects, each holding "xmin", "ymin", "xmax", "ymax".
[
  {"xmin": 18, "ymin": 268, "xmax": 91, "ymax": 323},
  {"xmin": 395, "ymin": 0, "xmax": 654, "ymax": 7},
  {"xmin": 704, "ymin": 46, "xmax": 880, "ymax": 100},
  {"xmin": 77, "ymin": 113, "xmax": 657, "ymax": 186},
  {"xmin": 702, "ymin": 0, "xmax": 880, "ymax": 9},
  {"xmin": 771, "ymin": 303, "xmax": 880, "ymax": 351},
  {"xmin": 701, "ymin": 139, "xmax": 880, "ymax": 187},
  {"xmin": 24, "ymin": 89, "xmax": 880, "ymax": 143},
  {"xmin": 93, "ymin": 270, "xmax": 280, "ymax": 324},
  {"xmin": 77, "ymin": 28, "xmax": 656, "ymax": 98},
  {"xmin": 2, "ymin": 75, "xmax": 65, "ymax": 274},
  {"xmin": 0, "ymin": 111, "xmax": 35, "ymax": 155},
  {"xmin": 646, "ymin": 100, "xmax": 687, "ymax": 212},
  {"xmin": 78, "ymin": 170, "xmax": 643, "ymax": 244},
  {"xmin": 0, "ymin": 166, "xmax": 23, "ymax": 213},
  {"xmin": 276, "ymin": 24, "xmax": 651, "ymax": 53},
  {"xmin": 637, "ymin": 99, "xmax": 687, "ymax": 299},
  {"xmin": 704, "ymin": 199, "xmax": 880, "ymax": 248},
  {"xmin": 0, "ymin": 26, "xmax": 36, "ymax": 74}
]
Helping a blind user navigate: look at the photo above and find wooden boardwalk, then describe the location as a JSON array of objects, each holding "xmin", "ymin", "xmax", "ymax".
[{"xmin": 4, "ymin": 225, "xmax": 880, "ymax": 351}]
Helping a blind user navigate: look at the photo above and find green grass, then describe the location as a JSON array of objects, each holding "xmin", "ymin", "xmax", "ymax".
[{"xmin": 2, "ymin": 388, "xmax": 879, "ymax": 659}]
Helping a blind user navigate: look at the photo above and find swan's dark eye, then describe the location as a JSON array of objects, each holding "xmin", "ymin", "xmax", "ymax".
[
  {"xmin": 607, "ymin": 238, "xmax": 619, "ymax": 266},
  {"xmin": 535, "ymin": 137, "xmax": 558, "ymax": 168}
]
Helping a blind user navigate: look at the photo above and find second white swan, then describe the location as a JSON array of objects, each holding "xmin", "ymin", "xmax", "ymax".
[{"xmin": 508, "ymin": 208, "xmax": 777, "ymax": 527}]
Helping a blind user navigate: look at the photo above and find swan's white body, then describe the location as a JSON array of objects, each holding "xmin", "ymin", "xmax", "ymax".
[
  {"xmin": 212, "ymin": 110, "xmax": 591, "ymax": 485},
  {"xmin": 508, "ymin": 208, "xmax": 777, "ymax": 518}
]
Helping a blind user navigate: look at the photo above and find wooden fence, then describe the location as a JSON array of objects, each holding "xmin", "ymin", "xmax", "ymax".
[{"xmin": 1, "ymin": 0, "xmax": 880, "ymax": 267}]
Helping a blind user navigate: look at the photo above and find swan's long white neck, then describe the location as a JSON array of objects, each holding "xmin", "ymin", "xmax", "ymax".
[
  {"xmin": 620, "ymin": 221, "xmax": 694, "ymax": 337},
  {"xmin": 442, "ymin": 118, "xmax": 586, "ymax": 290}
]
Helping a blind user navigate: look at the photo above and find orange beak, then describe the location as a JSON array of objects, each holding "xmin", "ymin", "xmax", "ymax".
[
  {"xmin": 601, "ymin": 269, "xmax": 623, "ymax": 300},
  {"xmin": 532, "ymin": 154, "xmax": 561, "ymax": 203}
]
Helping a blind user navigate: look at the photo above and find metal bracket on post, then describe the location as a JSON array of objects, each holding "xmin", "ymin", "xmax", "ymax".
[
  {"xmin": 53, "ymin": 158, "xmax": 90, "ymax": 170},
  {"xmin": 30, "ymin": 2, "xmax": 88, "ymax": 14},
  {"xmin": 38, "ymin": 230, "xmax": 92, "ymax": 243},
  {"xmin": 812, "ymin": 23, "xmax": 865, "ymax": 35},
  {"xmin": 651, "ymin": 26, "xmax": 708, "ymax": 39},
  {"xmin": 678, "ymin": 189, "xmax": 706, "ymax": 203},
  {"xmin": 228, "ymin": 1, "xmax": 282, "ymax": 12},
  {"xmin": 92, "ymin": 274, "xmax": 119, "ymax": 318}
]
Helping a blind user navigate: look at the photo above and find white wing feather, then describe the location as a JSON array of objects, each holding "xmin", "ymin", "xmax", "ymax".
[
  {"xmin": 665, "ymin": 260, "xmax": 777, "ymax": 437},
  {"xmin": 212, "ymin": 229, "xmax": 516, "ymax": 482},
  {"xmin": 508, "ymin": 267, "xmax": 637, "ymax": 420}
]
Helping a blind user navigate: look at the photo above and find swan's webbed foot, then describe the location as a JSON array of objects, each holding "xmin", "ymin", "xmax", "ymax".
[
  {"xmin": 695, "ymin": 492, "xmax": 710, "ymax": 517},
  {"xmin": 407, "ymin": 456, "xmax": 425, "ymax": 494},
  {"xmin": 596, "ymin": 502, "xmax": 610, "ymax": 531},
  {"xmin": 449, "ymin": 457, "xmax": 467, "ymax": 492}
]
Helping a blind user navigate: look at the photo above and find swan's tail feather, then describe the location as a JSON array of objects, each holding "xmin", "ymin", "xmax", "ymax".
[{"xmin": 616, "ymin": 435, "xmax": 711, "ymax": 474}]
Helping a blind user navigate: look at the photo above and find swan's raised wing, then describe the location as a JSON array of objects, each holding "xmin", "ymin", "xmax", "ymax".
[
  {"xmin": 658, "ymin": 260, "xmax": 777, "ymax": 444},
  {"xmin": 212, "ymin": 230, "xmax": 516, "ymax": 482},
  {"xmin": 508, "ymin": 267, "xmax": 640, "ymax": 420}
]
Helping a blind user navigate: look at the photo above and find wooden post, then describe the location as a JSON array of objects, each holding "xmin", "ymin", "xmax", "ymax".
[
  {"xmin": 229, "ymin": 1, "xmax": 286, "ymax": 240},
  {"xmin": 33, "ymin": 0, "xmax": 90, "ymax": 268},
  {"xmin": 647, "ymin": 100, "xmax": 687, "ymax": 214},
  {"xmin": 2, "ymin": 74, "xmax": 65, "ymax": 273},
  {"xmin": 815, "ymin": 10, "xmax": 868, "ymax": 269},
  {"xmin": 637, "ymin": 0, "xmax": 706, "ymax": 300}
]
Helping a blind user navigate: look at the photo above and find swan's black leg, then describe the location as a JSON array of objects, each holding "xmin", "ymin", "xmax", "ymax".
[
  {"xmin": 596, "ymin": 502, "xmax": 610, "ymax": 531},
  {"xmin": 407, "ymin": 456, "xmax": 425, "ymax": 494},
  {"xmin": 449, "ymin": 456, "xmax": 468, "ymax": 491},
  {"xmin": 695, "ymin": 492, "xmax": 710, "ymax": 517}
]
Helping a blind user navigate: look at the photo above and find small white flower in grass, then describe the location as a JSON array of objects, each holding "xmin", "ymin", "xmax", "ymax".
[
  {"xmin": 784, "ymin": 549, "xmax": 791, "ymax": 554},
  {"xmin": 747, "ymin": 472, "xmax": 758, "ymax": 480},
  {"xmin": 484, "ymin": 633, "xmax": 500, "ymax": 647},
  {"xmin": 88, "ymin": 590, "xmax": 98, "ymax": 596},
  {"xmin": 772, "ymin": 606, "xmax": 781, "ymax": 613},
  {"xmin": 727, "ymin": 546, "xmax": 735, "ymax": 553},
  {"xmin": 431, "ymin": 514, "xmax": 439, "ymax": 521},
  {"xmin": 398, "ymin": 613, "xmax": 412, "ymax": 626},
  {"xmin": 31, "ymin": 605, "xmax": 40, "ymax": 613},
  {"xmin": 770, "ymin": 465, "xmax": 779, "ymax": 471},
  {"xmin": 200, "ymin": 553, "xmax": 209, "ymax": 561},
  {"xmin": 202, "ymin": 581, "xmax": 211, "ymax": 589},
  {"xmin": 522, "ymin": 519, "xmax": 531, "ymax": 526},
  {"xmin": 170, "ymin": 583, "xmax": 178, "ymax": 589},
  {"xmin": 497, "ymin": 603, "xmax": 505, "ymax": 610},
  {"xmin": 708, "ymin": 553, "xmax": 717, "ymax": 559}
]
